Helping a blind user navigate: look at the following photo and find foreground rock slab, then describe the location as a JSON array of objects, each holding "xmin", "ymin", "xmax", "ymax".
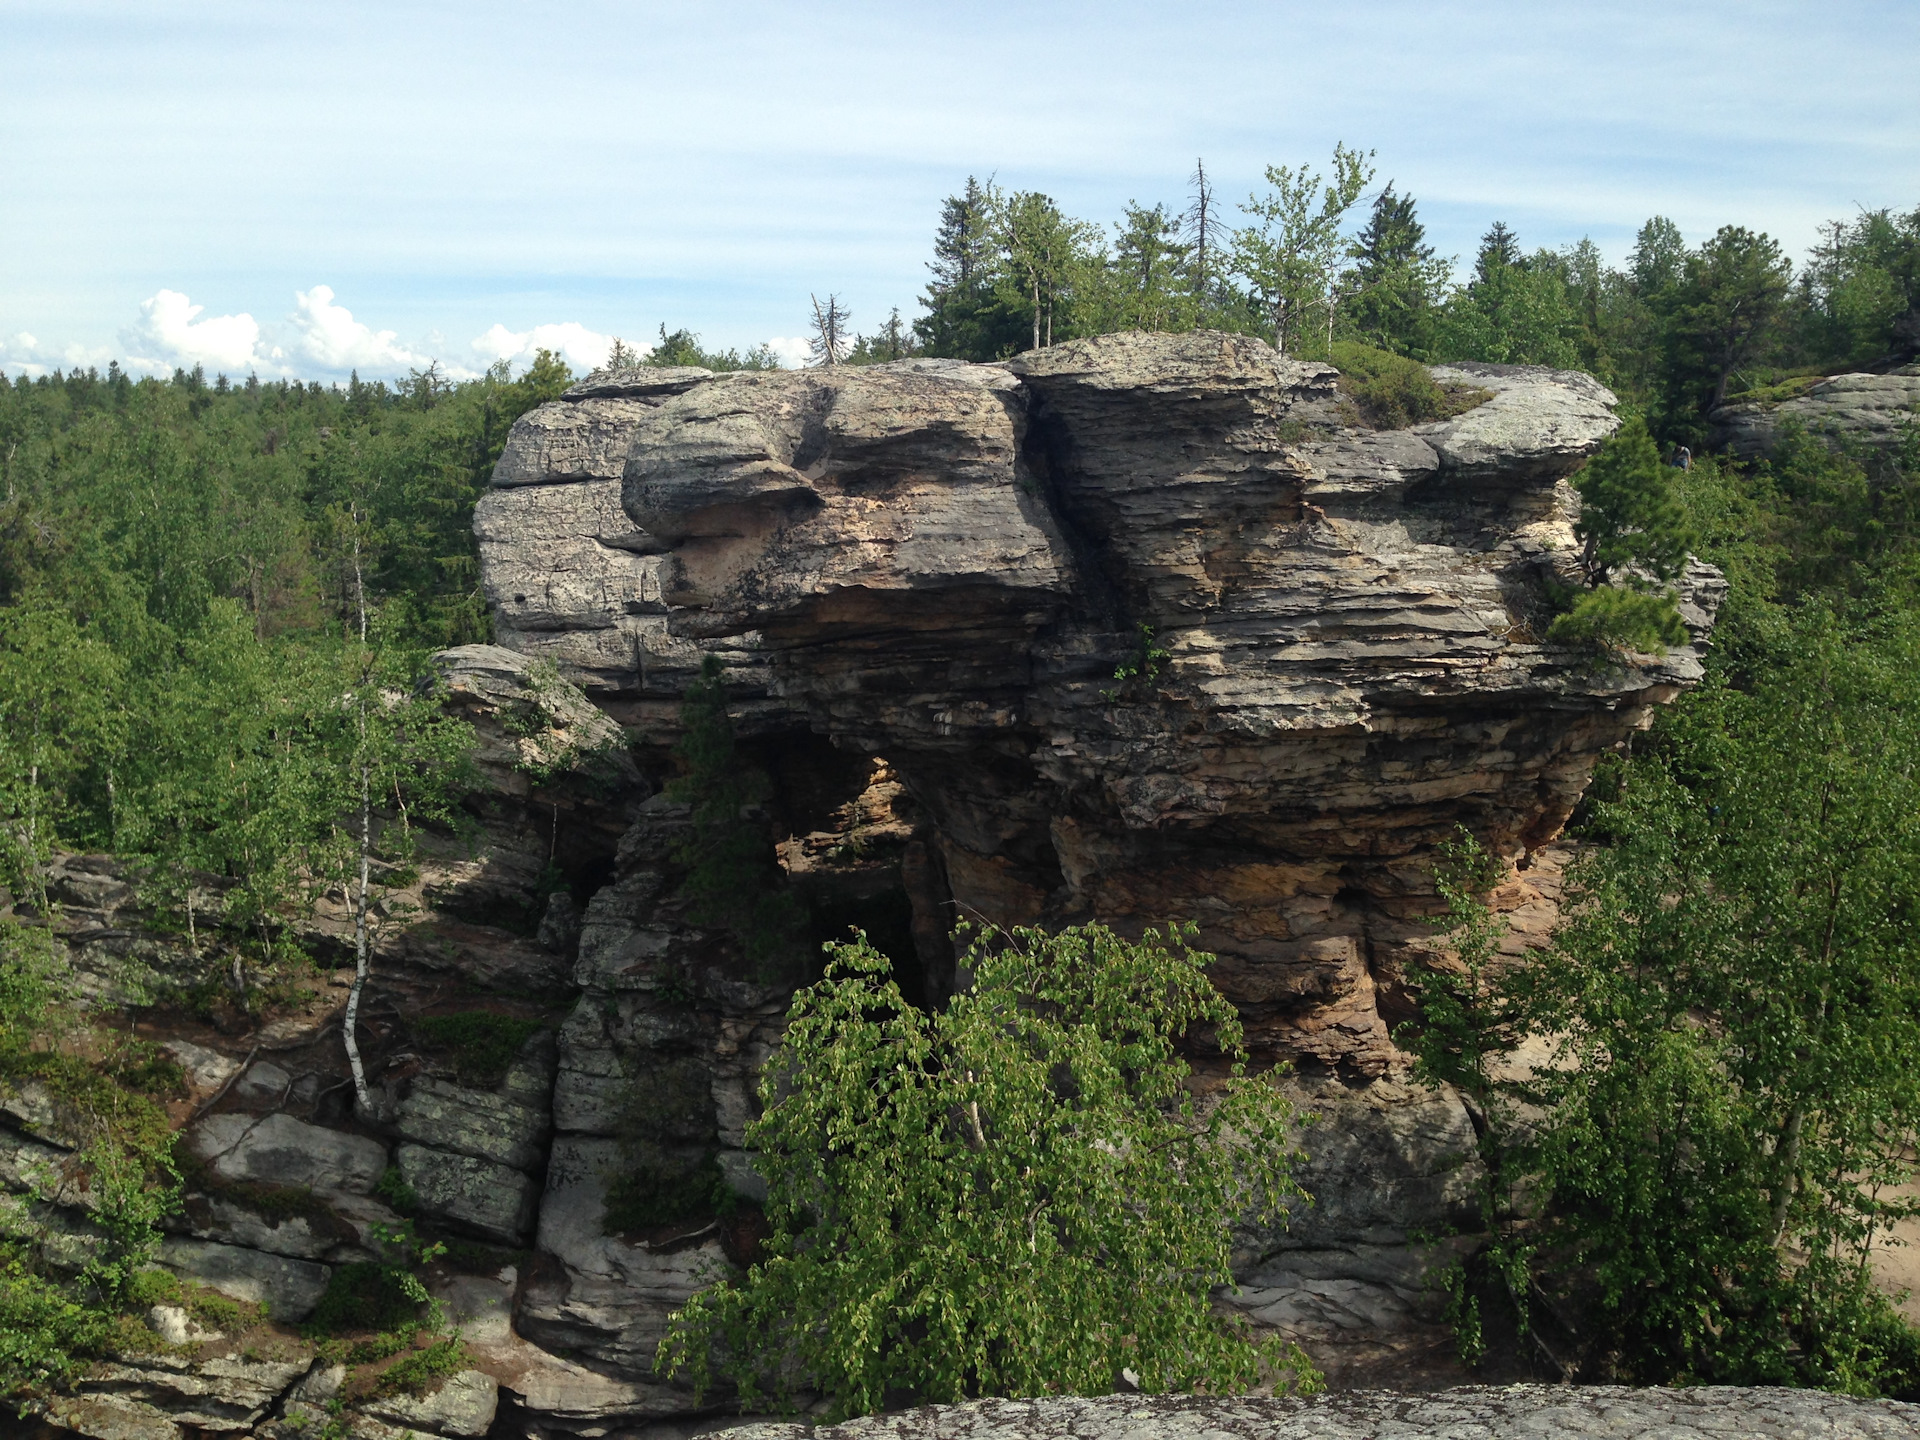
[{"xmin": 730, "ymin": 1388, "xmax": 1920, "ymax": 1440}]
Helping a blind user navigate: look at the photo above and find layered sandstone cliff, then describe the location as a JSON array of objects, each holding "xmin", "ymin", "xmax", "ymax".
[{"xmin": 12, "ymin": 334, "xmax": 1726, "ymax": 1439}]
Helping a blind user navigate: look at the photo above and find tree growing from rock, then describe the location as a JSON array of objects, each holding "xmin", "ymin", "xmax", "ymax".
[
  {"xmin": 659, "ymin": 920, "xmax": 1319, "ymax": 1416},
  {"xmin": 1548, "ymin": 416, "xmax": 1695, "ymax": 655}
]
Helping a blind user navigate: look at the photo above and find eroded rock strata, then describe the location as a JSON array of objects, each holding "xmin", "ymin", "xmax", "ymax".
[{"xmin": 11, "ymin": 334, "xmax": 1730, "ymax": 1439}]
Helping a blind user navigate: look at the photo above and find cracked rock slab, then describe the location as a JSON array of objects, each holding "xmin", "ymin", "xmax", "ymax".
[
  {"xmin": 727, "ymin": 1388, "xmax": 1920, "ymax": 1440},
  {"xmin": 358, "ymin": 1368, "xmax": 500, "ymax": 1436}
]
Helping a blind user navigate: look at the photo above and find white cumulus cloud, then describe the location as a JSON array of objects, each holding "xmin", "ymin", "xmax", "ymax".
[
  {"xmin": 124, "ymin": 290, "xmax": 276, "ymax": 374},
  {"xmin": 290, "ymin": 285, "xmax": 428, "ymax": 375},
  {"xmin": 763, "ymin": 336, "xmax": 810, "ymax": 368},
  {"xmin": 471, "ymin": 321, "xmax": 619, "ymax": 375}
]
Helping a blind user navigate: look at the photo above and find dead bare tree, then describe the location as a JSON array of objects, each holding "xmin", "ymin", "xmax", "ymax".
[{"xmin": 809, "ymin": 294, "xmax": 851, "ymax": 367}]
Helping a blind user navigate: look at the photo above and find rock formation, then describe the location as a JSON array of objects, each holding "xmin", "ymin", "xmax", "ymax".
[
  {"xmin": 11, "ymin": 333, "xmax": 1733, "ymax": 1439},
  {"xmin": 1710, "ymin": 365, "xmax": 1920, "ymax": 457},
  {"xmin": 727, "ymin": 1388, "xmax": 1918, "ymax": 1440}
]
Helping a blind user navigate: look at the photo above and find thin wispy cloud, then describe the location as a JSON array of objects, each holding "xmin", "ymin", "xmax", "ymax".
[{"xmin": 2, "ymin": 1, "xmax": 1916, "ymax": 375}]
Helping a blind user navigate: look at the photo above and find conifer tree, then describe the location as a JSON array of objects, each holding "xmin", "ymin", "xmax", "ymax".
[
  {"xmin": 1571, "ymin": 416, "xmax": 1694, "ymax": 588},
  {"xmin": 1547, "ymin": 416, "xmax": 1695, "ymax": 655}
]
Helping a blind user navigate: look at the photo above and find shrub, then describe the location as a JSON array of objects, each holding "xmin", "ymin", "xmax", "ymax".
[
  {"xmin": 1330, "ymin": 340, "xmax": 1490, "ymax": 428},
  {"xmin": 658, "ymin": 921, "xmax": 1319, "ymax": 1417},
  {"xmin": 374, "ymin": 1335, "xmax": 466, "ymax": 1396},
  {"xmin": 304, "ymin": 1262, "xmax": 428, "ymax": 1339},
  {"xmin": 1406, "ymin": 620, "xmax": 1920, "ymax": 1392},
  {"xmin": 603, "ymin": 1150, "xmax": 733, "ymax": 1234},
  {"xmin": 411, "ymin": 1012, "xmax": 542, "ymax": 1088}
]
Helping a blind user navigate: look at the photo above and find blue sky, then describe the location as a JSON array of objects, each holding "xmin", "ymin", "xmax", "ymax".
[{"xmin": 3, "ymin": 0, "xmax": 1917, "ymax": 380}]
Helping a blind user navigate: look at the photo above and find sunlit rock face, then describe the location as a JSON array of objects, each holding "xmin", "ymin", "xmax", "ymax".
[
  {"xmin": 549, "ymin": 332, "xmax": 1721, "ymax": 1077},
  {"xmin": 438, "ymin": 330, "xmax": 1727, "ymax": 1423}
]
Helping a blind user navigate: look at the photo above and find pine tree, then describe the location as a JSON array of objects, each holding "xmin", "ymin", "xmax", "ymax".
[
  {"xmin": 915, "ymin": 177, "xmax": 1010, "ymax": 360},
  {"xmin": 1571, "ymin": 416, "xmax": 1694, "ymax": 587},
  {"xmin": 1474, "ymin": 221, "xmax": 1524, "ymax": 285},
  {"xmin": 1110, "ymin": 202, "xmax": 1192, "ymax": 332},
  {"xmin": 1547, "ymin": 417, "xmax": 1695, "ymax": 655},
  {"xmin": 1345, "ymin": 184, "xmax": 1442, "ymax": 354}
]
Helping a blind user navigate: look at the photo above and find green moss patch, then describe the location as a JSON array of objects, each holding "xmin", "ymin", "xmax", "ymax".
[{"xmin": 410, "ymin": 1011, "xmax": 542, "ymax": 1087}]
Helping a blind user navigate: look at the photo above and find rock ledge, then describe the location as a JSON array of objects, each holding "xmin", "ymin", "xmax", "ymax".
[{"xmin": 731, "ymin": 1387, "xmax": 1919, "ymax": 1440}]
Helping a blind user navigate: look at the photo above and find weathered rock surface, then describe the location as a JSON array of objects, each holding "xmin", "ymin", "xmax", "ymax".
[
  {"xmin": 725, "ymin": 1389, "xmax": 1920, "ymax": 1440},
  {"xmin": 185, "ymin": 1114, "xmax": 388, "ymax": 1197},
  {"xmin": 155, "ymin": 1237, "xmax": 331, "ymax": 1322},
  {"xmin": 1711, "ymin": 365, "xmax": 1920, "ymax": 456},
  {"xmin": 15, "ymin": 336, "xmax": 1756, "ymax": 1437},
  {"xmin": 36, "ymin": 1351, "xmax": 312, "ymax": 1435},
  {"xmin": 357, "ymin": 1369, "xmax": 499, "ymax": 1436}
]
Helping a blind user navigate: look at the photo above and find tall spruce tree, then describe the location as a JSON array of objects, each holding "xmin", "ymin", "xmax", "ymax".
[
  {"xmin": 916, "ymin": 177, "xmax": 1011, "ymax": 360},
  {"xmin": 1345, "ymin": 184, "xmax": 1442, "ymax": 354}
]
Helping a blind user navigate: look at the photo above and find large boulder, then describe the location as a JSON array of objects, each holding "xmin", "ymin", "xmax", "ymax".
[
  {"xmin": 1711, "ymin": 366, "xmax": 1920, "ymax": 456},
  {"xmin": 184, "ymin": 1114, "xmax": 388, "ymax": 1196}
]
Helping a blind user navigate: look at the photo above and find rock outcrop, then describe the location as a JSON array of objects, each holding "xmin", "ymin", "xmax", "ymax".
[
  {"xmin": 728, "ymin": 1388, "xmax": 1919, "ymax": 1440},
  {"xmin": 1710, "ymin": 365, "xmax": 1920, "ymax": 457},
  {"xmin": 13, "ymin": 334, "xmax": 1737, "ymax": 1438}
]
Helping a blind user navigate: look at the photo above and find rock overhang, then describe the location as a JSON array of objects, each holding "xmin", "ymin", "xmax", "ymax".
[{"xmin": 482, "ymin": 329, "xmax": 1724, "ymax": 1076}]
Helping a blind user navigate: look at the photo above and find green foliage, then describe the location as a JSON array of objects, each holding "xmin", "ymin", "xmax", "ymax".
[
  {"xmin": 603, "ymin": 1151, "xmax": 735, "ymax": 1233},
  {"xmin": 1229, "ymin": 143, "xmax": 1374, "ymax": 357},
  {"xmin": 1101, "ymin": 623, "xmax": 1170, "ymax": 701},
  {"xmin": 411, "ymin": 1012, "xmax": 543, "ymax": 1087},
  {"xmin": 1430, "ymin": 227, "xmax": 1587, "ymax": 369},
  {"xmin": 1546, "ymin": 417, "xmax": 1696, "ymax": 655},
  {"xmin": 646, "ymin": 325, "xmax": 781, "ymax": 372},
  {"xmin": 373, "ymin": 1335, "xmax": 466, "ymax": 1396},
  {"xmin": 1798, "ymin": 207, "xmax": 1920, "ymax": 368},
  {"xmin": 1762, "ymin": 422, "xmax": 1920, "ymax": 600},
  {"xmin": 372, "ymin": 1166, "xmax": 419, "ymax": 1217},
  {"xmin": 304, "ymin": 1220, "xmax": 449, "ymax": 1373},
  {"xmin": 1407, "ymin": 614, "xmax": 1920, "ymax": 1392},
  {"xmin": 306, "ymin": 1261, "xmax": 427, "ymax": 1338},
  {"xmin": 1545, "ymin": 585, "xmax": 1690, "ymax": 655},
  {"xmin": 1328, "ymin": 341, "xmax": 1489, "ymax": 428},
  {"xmin": 0, "ymin": 919, "xmax": 184, "ymax": 1406},
  {"xmin": 0, "ymin": 1257, "xmax": 112, "ymax": 1395},
  {"xmin": 658, "ymin": 921, "xmax": 1318, "ymax": 1417},
  {"xmin": 1654, "ymin": 225, "xmax": 1794, "ymax": 442},
  {"xmin": 667, "ymin": 656, "xmax": 803, "ymax": 973},
  {"xmin": 1343, "ymin": 185, "xmax": 1448, "ymax": 355}
]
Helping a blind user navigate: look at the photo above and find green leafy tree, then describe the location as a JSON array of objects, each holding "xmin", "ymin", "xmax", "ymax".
[
  {"xmin": 1655, "ymin": 225, "xmax": 1793, "ymax": 441},
  {"xmin": 1798, "ymin": 207, "xmax": 1920, "ymax": 368},
  {"xmin": 1230, "ymin": 144, "xmax": 1374, "ymax": 357},
  {"xmin": 1409, "ymin": 615, "xmax": 1920, "ymax": 1392},
  {"xmin": 1434, "ymin": 226, "xmax": 1583, "ymax": 368},
  {"xmin": 1105, "ymin": 201, "xmax": 1195, "ymax": 333},
  {"xmin": 658, "ymin": 921, "xmax": 1318, "ymax": 1416},
  {"xmin": 998, "ymin": 190, "xmax": 1103, "ymax": 353},
  {"xmin": 0, "ymin": 601, "xmax": 125, "ymax": 910}
]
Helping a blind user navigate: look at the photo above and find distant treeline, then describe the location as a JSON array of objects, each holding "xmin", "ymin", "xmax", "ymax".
[{"xmin": 862, "ymin": 151, "xmax": 1919, "ymax": 446}]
